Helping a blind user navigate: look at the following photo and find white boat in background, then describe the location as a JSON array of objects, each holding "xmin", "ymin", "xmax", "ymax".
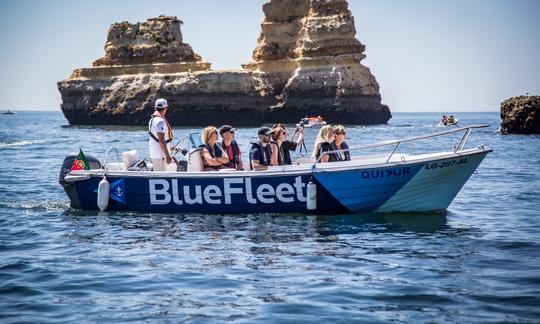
[
  {"xmin": 438, "ymin": 117, "xmax": 459, "ymax": 126},
  {"xmin": 298, "ymin": 116, "xmax": 327, "ymax": 128},
  {"xmin": 59, "ymin": 125, "xmax": 492, "ymax": 214}
]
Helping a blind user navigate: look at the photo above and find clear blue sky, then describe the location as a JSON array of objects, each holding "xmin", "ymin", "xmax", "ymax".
[{"xmin": 1, "ymin": 0, "xmax": 538, "ymax": 112}]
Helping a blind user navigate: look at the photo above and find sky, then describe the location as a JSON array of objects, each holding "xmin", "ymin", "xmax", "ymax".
[{"xmin": 0, "ymin": 0, "xmax": 538, "ymax": 112}]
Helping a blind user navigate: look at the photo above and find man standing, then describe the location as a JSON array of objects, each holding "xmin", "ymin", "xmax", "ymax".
[
  {"xmin": 148, "ymin": 98, "xmax": 174, "ymax": 171},
  {"xmin": 249, "ymin": 127, "xmax": 273, "ymax": 171},
  {"xmin": 219, "ymin": 125, "xmax": 244, "ymax": 170}
]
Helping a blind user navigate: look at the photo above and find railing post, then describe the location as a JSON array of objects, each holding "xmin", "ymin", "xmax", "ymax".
[
  {"xmin": 386, "ymin": 142, "xmax": 400, "ymax": 163},
  {"xmin": 455, "ymin": 128, "xmax": 472, "ymax": 152}
]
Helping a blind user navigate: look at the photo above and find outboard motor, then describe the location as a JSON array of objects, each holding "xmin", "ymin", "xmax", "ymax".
[{"xmin": 59, "ymin": 153, "xmax": 101, "ymax": 208}]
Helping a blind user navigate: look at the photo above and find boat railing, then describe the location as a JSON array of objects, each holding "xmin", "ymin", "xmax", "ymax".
[
  {"xmin": 102, "ymin": 147, "xmax": 120, "ymax": 167},
  {"xmin": 314, "ymin": 124, "xmax": 489, "ymax": 165}
]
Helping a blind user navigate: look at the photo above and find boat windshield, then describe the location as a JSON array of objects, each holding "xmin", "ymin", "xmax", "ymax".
[{"xmin": 187, "ymin": 132, "xmax": 203, "ymax": 149}]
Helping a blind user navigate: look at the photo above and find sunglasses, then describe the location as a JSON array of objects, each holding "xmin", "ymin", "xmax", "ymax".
[{"xmin": 335, "ymin": 132, "xmax": 345, "ymax": 135}]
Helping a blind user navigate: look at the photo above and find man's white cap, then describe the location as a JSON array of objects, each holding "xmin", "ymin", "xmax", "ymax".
[{"xmin": 155, "ymin": 98, "xmax": 168, "ymax": 109}]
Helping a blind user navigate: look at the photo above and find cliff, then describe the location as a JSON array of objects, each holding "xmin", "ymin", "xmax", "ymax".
[
  {"xmin": 500, "ymin": 95, "xmax": 540, "ymax": 134},
  {"xmin": 58, "ymin": 1, "xmax": 391, "ymax": 126}
]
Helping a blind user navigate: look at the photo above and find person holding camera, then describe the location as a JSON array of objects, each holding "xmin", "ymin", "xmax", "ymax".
[{"xmin": 270, "ymin": 123, "xmax": 305, "ymax": 166}]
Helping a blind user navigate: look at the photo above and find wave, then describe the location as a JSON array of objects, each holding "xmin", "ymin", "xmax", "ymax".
[
  {"xmin": 0, "ymin": 199, "xmax": 69, "ymax": 211},
  {"xmin": 0, "ymin": 140, "xmax": 46, "ymax": 148}
]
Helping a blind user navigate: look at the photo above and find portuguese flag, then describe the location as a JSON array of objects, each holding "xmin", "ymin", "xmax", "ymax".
[{"xmin": 71, "ymin": 149, "xmax": 90, "ymax": 171}]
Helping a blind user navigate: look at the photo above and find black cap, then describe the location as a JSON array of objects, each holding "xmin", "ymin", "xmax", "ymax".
[
  {"xmin": 258, "ymin": 127, "xmax": 272, "ymax": 136},
  {"xmin": 219, "ymin": 125, "xmax": 236, "ymax": 135}
]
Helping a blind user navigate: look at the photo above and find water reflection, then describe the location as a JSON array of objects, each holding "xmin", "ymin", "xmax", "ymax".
[
  {"xmin": 64, "ymin": 210, "xmax": 454, "ymax": 243},
  {"xmin": 315, "ymin": 212, "xmax": 449, "ymax": 236}
]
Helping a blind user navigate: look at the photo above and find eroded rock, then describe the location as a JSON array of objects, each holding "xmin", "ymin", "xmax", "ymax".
[
  {"xmin": 58, "ymin": 1, "xmax": 391, "ymax": 126},
  {"xmin": 500, "ymin": 95, "xmax": 540, "ymax": 134},
  {"xmin": 93, "ymin": 15, "xmax": 201, "ymax": 66}
]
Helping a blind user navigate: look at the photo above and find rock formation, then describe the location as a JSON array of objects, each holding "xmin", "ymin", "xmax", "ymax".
[
  {"xmin": 58, "ymin": 1, "xmax": 391, "ymax": 126},
  {"xmin": 243, "ymin": 0, "xmax": 389, "ymax": 123},
  {"xmin": 500, "ymin": 95, "xmax": 540, "ymax": 134}
]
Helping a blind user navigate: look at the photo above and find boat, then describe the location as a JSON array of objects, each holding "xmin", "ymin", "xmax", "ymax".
[
  {"xmin": 2, "ymin": 110, "xmax": 15, "ymax": 115},
  {"xmin": 59, "ymin": 125, "xmax": 492, "ymax": 214},
  {"xmin": 298, "ymin": 116, "xmax": 327, "ymax": 128},
  {"xmin": 438, "ymin": 117, "xmax": 458, "ymax": 126}
]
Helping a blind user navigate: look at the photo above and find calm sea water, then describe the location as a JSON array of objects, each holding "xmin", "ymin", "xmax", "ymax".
[{"xmin": 1, "ymin": 111, "xmax": 539, "ymax": 323}]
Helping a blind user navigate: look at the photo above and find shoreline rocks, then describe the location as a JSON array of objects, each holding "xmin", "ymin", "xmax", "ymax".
[
  {"xmin": 58, "ymin": 1, "xmax": 391, "ymax": 126},
  {"xmin": 500, "ymin": 95, "xmax": 540, "ymax": 134}
]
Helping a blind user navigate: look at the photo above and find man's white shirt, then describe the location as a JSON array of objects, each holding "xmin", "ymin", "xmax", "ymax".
[{"xmin": 148, "ymin": 116, "xmax": 170, "ymax": 158}]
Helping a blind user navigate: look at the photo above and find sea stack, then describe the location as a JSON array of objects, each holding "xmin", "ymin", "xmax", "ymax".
[
  {"xmin": 58, "ymin": 1, "xmax": 391, "ymax": 126},
  {"xmin": 500, "ymin": 95, "xmax": 540, "ymax": 134}
]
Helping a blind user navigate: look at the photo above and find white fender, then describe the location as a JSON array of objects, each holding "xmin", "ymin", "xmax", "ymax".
[
  {"xmin": 97, "ymin": 176, "xmax": 110, "ymax": 212},
  {"xmin": 307, "ymin": 181, "xmax": 317, "ymax": 210}
]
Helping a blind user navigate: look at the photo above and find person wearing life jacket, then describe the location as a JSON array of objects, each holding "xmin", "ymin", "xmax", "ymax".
[
  {"xmin": 148, "ymin": 98, "xmax": 175, "ymax": 171},
  {"xmin": 269, "ymin": 123, "xmax": 304, "ymax": 166},
  {"xmin": 249, "ymin": 127, "xmax": 273, "ymax": 171},
  {"xmin": 448, "ymin": 115, "xmax": 455, "ymax": 124},
  {"xmin": 200, "ymin": 126, "xmax": 229, "ymax": 171},
  {"xmin": 332, "ymin": 124, "xmax": 351, "ymax": 161},
  {"xmin": 441, "ymin": 115, "xmax": 448, "ymax": 125},
  {"xmin": 219, "ymin": 125, "xmax": 244, "ymax": 170},
  {"xmin": 312, "ymin": 124, "xmax": 338, "ymax": 163}
]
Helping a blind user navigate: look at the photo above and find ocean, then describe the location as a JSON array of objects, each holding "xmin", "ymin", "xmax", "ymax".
[{"xmin": 0, "ymin": 111, "xmax": 539, "ymax": 322}]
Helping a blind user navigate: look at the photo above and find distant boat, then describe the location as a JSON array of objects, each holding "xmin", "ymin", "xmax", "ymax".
[
  {"xmin": 438, "ymin": 117, "xmax": 458, "ymax": 127},
  {"xmin": 3, "ymin": 110, "xmax": 15, "ymax": 115},
  {"xmin": 298, "ymin": 116, "xmax": 327, "ymax": 128}
]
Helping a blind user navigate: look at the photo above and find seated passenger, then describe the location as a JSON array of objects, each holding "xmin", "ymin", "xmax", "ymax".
[
  {"xmin": 448, "ymin": 115, "xmax": 455, "ymax": 124},
  {"xmin": 441, "ymin": 115, "xmax": 448, "ymax": 125},
  {"xmin": 219, "ymin": 125, "xmax": 244, "ymax": 170},
  {"xmin": 200, "ymin": 126, "xmax": 229, "ymax": 171},
  {"xmin": 249, "ymin": 127, "xmax": 273, "ymax": 170},
  {"xmin": 312, "ymin": 124, "xmax": 338, "ymax": 163},
  {"xmin": 332, "ymin": 125, "xmax": 350, "ymax": 161},
  {"xmin": 270, "ymin": 123, "xmax": 305, "ymax": 166}
]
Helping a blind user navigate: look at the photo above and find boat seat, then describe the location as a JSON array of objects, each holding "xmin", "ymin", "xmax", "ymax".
[
  {"xmin": 104, "ymin": 162, "xmax": 126, "ymax": 172},
  {"xmin": 187, "ymin": 148, "xmax": 204, "ymax": 172},
  {"xmin": 122, "ymin": 150, "xmax": 139, "ymax": 168}
]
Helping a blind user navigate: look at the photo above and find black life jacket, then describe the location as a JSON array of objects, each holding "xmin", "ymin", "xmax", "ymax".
[
  {"xmin": 316, "ymin": 142, "xmax": 339, "ymax": 162},
  {"xmin": 249, "ymin": 140, "xmax": 272, "ymax": 170},
  {"xmin": 270, "ymin": 140, "xmax": 286, "ymax": 166},
  {"xmin": 220, "ymin": 140, "xmax": 241, "ymax": 169},
  {"xmin": 200, "ymin": 143, "xmax": 223, "ymax": 170}
]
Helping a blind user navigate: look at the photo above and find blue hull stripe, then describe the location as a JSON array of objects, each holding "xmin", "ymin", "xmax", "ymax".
[
  {"xmin": 75, "ymin": 174, "xmax": 348, "ymax": 214},
  {"xmin": 313, "ymin": 164, "xmax": 423, "ymax": 213}
]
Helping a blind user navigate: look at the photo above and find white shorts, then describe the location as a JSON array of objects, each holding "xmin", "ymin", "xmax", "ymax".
[{"xmin": 152, "ymin": 158, "xmax": 167, "ymax": 171}]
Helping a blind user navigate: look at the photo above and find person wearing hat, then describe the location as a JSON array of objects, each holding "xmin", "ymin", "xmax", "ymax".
[
  {"xmin": 249, "ymin": 127, "xmax": 273, "ymax": 171},
  {"xmin": 148, "ymin": 98, "xmax": 174, "ymax": 171},
  {"xmin": 219, "ymin": 125, "xmax": 244, "ymax": 170}
]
